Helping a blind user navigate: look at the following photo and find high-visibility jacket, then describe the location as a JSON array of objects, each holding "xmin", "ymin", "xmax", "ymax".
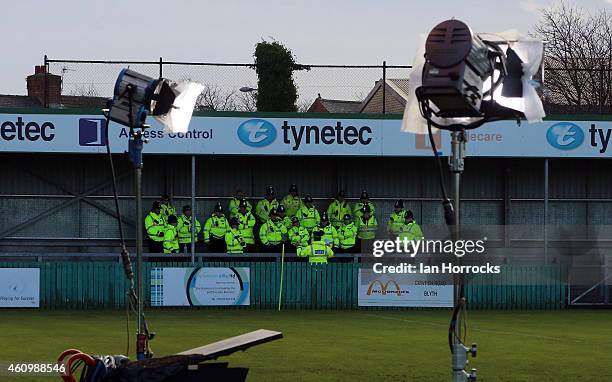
[
  {"xmin": 177, "ymin": 215, "xmax": 202, "ymax": 244},
  {"xmin": 281, "ymin": 194, "xmax": 303, "ymax": 217},
  {"xmin": 398, "ymin": 221, "xmax": 424, "ymax": 241},
  {"xmin": 237, "ymin": 211, "xmax": 256, "ymax": 245},
  {"xmin": 225, "ymin": 228, "xmax": 245, "ymax": 254},
  {"xmin": 255, "ymin": 198, "xmax": 279, "ymax": 223},
  {"xmin": 145, "ymin": 212, "xmax": 166, "ymax": 242},
  {"xmin": 280, "ymin": 216, "xmax": 293, "ymax": 230},
  {"xmin": 160, "ymin": 203, "xmax": 177, "ymax": 224},
  {"xmin": 338, "ymin": 222, "xmax": 358, "ymax": 249},
  {"xmin": 228, "ymin": 198, "xmax": 252, "ymax": 218},
  {"xmin": 298, "ymin": 241, "xmax": 334, "ymax": 264},
  {"xmin": 356, "ymin": 215, "xmax": 378, "ymax": 240},
  {"xmin": 388, "ymin": 210, "xmax": 407, "ymax": 236},
  {"xmin": 259, "ymin": 220, "xmax": 287, "ymax": 246},
  {"xmin": 327, "ymin": 200, "xmax": 352, "ymax": 228},
  {"xmin": 163, "ymin": 225, "xmax": 179, "ymax": 253},
  {"xmin": 288, "ymin": 225, "xmax": 310, "ymax": 248},
  {"xmin": 296, "ymin": 206, "xmax": 320, "ymax": 233},
  {"xmin": 353, "ymin": 201, "xmax": 376, "ymax": 220},
  {"xmin": 311, "ymin": 225, "xmax": 339, "ymax": 248},
  {"xmin": 204, "ymin": 214, "xmax": 229, "ymax": 242}
]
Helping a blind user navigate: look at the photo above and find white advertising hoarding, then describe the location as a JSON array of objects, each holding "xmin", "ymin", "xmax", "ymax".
[
  {"xmin": 0, "ymin": 112, "xmax": 610, "ymax": 157},
  {"xmin": 0, "ymin": 268, "xmax": 40, "ymax": 308},
  {"xmin": 151, "ymin": 267, "xmax": 250, "ymax": 306},
  {"xmin": 358, "ymin": 268, "xmax": 453, "ymax": 308}
]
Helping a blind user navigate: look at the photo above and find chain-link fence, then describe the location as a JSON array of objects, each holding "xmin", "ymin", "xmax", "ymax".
[{"xmin": 45, "ymin": 57, "xmax": 412, "ymax": 113}]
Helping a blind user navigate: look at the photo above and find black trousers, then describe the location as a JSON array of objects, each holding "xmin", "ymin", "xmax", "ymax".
[
  {"xmin": 148, "ymin": 239, "xmax": 164, "ymax": 253},
  {"xmin": 261, "ymin": 244, "xmax": 282, "ymax": 253},
  {"xmin": 243, "ymin": 243, "xmax": 257, "ymax": 253},
  {"xmin": 208, "ymin": 237, "xmax": 227, "ymax": 253}
]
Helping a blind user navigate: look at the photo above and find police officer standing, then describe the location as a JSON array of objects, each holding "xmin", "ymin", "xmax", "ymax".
[
  {"xmin": 277, "ymin": 205, "xmax": 292, "ymax": 230},
  {"xmin": 388, "ymin": 200, "xmax": 407, "ymax": 237},
  {"xmin": 256, "ymin": 186, "xmax": 279, "ymax": 224},
  {"xmin": 327, "ymin": 190, "xmax": 351, "ymax": 230},
  {"xmin": 159, "ymin": 194, "xmax": 177, "ymax": 224},
  {"xmin": 337, "ymin": 214, "xmax": 358, "ymax": 253},
  {"xmin": 311, "ymin": 212, "xmax": 338, "ymax": 248},
  {"xmin": 287, "ymin": 216, "xmax": 309, "ymax": 252},
  {"xmin": 356, "ymin": 205, "xmax": 378, "ymax": 251},
  {"xmin": 298, "ymin": 230, "xmax": 334, "ymax": 264},
  {"xmin": 228, "ymin": 189, "xmax": 252, "ymax": 218},
  {"xmin": 259, "ymin": 208, "xmax": 287, "ymax": 252},
  {"xmin": 177, "ymin": 205, "xmax": 202, "ymax": 253},
  {"xmin": 296, "ymin": 194, "xmax": 321, "ymax": 234},
  {"xmin": 225, "ymin": 217, "xmax": 246, "ymax": 254},
  {"xmin": 204, "ymin": 202, "xmax": 229, "ymax": 253},
  {"xmin": 144, "ymin": 201, "xmax": 165, "ymax": 253},
  {"xmin": 281, "ymin": 184, "xmax": 302, "ymax": 217},
  {"xmin": 354, "ymin": 190, "xmax": 376, "ymax": 221},
  {"xmin": 163, "ymin": 215, "xmax": 180, "ymax": 254},
  {"xmin": 236, "ymin": 199, "xmax": 256, "ymax": 253},
  {"xmin": 398, "ymin": 210, "xmax": 424, "ymax": 241}
]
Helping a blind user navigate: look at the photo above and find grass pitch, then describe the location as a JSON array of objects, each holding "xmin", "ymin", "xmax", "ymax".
[{"xmin": 1, "ymin": 309, "xmax": 611, "ymax": 381}]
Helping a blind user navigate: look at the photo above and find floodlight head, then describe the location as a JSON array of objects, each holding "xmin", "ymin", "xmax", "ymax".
[
  {"xmin": 107, "ymin": 69, "xmax": 204, "ymax": 134},
  {"xmin": 402, "ymin": 20, "xmax": 545, "ymax": 134}
]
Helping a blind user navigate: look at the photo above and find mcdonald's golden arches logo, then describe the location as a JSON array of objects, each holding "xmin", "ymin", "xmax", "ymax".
[{"xmin": 367, "ymin": 279, "xmax": 402, "ymax": 296}]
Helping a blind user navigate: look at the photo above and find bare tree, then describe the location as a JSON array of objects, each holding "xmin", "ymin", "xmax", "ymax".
[
  {"xmin": 236, "ymin": 91, "xmax": 257, "ymax": 112},
  {"xmin": 196, "ymin": 84, "xmax": 238, "ymax": 111},
  {"xmin": 69, "ymin": 83, "xmax": 99, "ymax": 97},
  {"xmin": 297, "ymin": 97, "xmax": 314, "ymax": 112},
  {"xmin": 533, "ymin": 3, "xmax": 612, "ymax": 113}
]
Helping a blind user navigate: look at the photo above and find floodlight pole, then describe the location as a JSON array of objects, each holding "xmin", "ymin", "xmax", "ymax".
[{"xmin": 449, "ymin": 130, "xmax": 477, "ymax": 382}]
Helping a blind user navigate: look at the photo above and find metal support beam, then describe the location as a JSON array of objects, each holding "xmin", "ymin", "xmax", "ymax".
[
  {"xmin": 191, "ymin": 155, "xmax": 196, "ymax": 264},
  {"xmin": 544, "ymin": 159, "xmax": 549, "ymax": 263}
]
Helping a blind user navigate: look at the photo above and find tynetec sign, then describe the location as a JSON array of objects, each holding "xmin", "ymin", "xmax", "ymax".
[{"xmin": 0, "ymin": 112, "xmax": 610, "ymax": 157}]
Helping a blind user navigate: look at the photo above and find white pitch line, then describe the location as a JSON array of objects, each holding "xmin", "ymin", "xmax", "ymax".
[{"xmin": 361, "ymin": 313, "xmax": 586, "ymax": 343}]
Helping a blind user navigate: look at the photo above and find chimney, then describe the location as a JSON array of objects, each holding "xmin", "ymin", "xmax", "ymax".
[{"xmin": 27, "ymin": 65, "xmax": 62, "ymax": 107}]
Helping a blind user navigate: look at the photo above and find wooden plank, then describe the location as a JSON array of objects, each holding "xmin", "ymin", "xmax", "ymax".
[{"xmin": 178, "ymin": 329, "xmax": 283, "ymax": 358}]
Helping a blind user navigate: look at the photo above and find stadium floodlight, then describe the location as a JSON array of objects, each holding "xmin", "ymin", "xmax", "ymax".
[
  {"xmin": 104, "ymin": 68, "xmax": 204, "ymax": 361},
  {"xmin": 401, "ymin": 19, "xmax": 545, "ymax": 382}
]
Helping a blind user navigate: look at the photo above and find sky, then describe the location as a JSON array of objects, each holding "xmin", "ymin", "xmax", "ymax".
[{"xmin": 2, "ymin": 0, "xmax": 610, "ymax": 95}]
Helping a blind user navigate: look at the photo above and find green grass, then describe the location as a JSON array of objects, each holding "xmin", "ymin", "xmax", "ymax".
[{"xmin": 1, "ymin": 309, "xmax": 611, "ymax": 381}]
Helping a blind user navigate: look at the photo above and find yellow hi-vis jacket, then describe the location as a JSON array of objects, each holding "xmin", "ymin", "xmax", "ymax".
[
  {"xmin": 387, "ymin": 210, "xmax": 406, "ymax": 236},
  {"xmin": 228, "ymin": 198, "xmax": 252, "ymax": 218},
  {"xmin": 327, "ymin": 200, "xmax": 352, "ymax": 228},
  {"xmin": 288, "ymin": 225, "xmax": 310, "ymax": 248},
  {"xmin": 163, "ymin": 225, "xmax": 179, "ymax": 253},
  {"xmin": 160, "ymin": 203, "xmax": 177, "ymax": 224},
  {"xmin": 338, "ymin": 222, "xmax": 358, "ymax": 249},
  {"xmin": 255, "ymin": 198, "xmax": 279, "ymax": 223},
  {"xmin": 204, "ymin": 214, "xmax": 229, "ymax": 242},
  {"xmin": 225, "ymin": 228, "xmax": 246, "ymax": 254},
  {"xmin": 353, "ymin": 201, "xmax": 376, "ymax": 220},
  {"xmin": 298, "ymin": 240, "xmax": 334, "ymax": 264},
  {"xmin": 259, "ymin": 220, "xmax": 287, "ymax": 246},
  {"xmin": 237, "ymin": 211, "xmax": 256, "ymax": 245},
  {"xmin": 177, "ymin": 215, "xmax": 202, "ymax": 244},
  {"xmin": 281, "ymin": 194, "xmax": 303, "ymax": 217},
  {"xmin": 145, "ymin": 212, "xmax": 165, "ymax": 242},
  {"xmin": 296, "ymin": 206, "xmax": 321, "ymax": 232},
  {"xmin": 356, "ymin": 215, "xmax": 378, "ymax": 240},
  {"xmin": 398, "ymin": 221, "xmax": 424, "ymax": 241},
  {"xmin": 311, "ymin": 225, "xmax": 339, "ymax": 248}
]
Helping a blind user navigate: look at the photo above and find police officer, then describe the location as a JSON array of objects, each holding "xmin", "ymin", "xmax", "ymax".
[
  {"xmin": 311, "ymin": 212, "xmax": 338, "ymax": 248},
  {"xmin": 296, "ymin": 194, "xmax": 320, "ymax": 233},
  {"xmin": 398, "ymin": 210, "xmax": 424, "ymax": 241},
  {"xmin": 144, "ymin": 201, "xmax": 165, "ymax": 253},
  {"xmin": 259, "ymin": 208, "xmax": 287, "ymax": 253},
  {"xmin": 225, "ymin": 217, "xmax": 246, "ymax": 254},
  {"xmin": 356, "ymin": 205, "xmax": 378, "ymax": 251},
  {"xmin": 228, "ymin": 189, "xmax": 252, "ymax": 218},
  {"xmin": 354, "ymin": 190, "xmax": 376, "ymax": 221},
  {"xmin": 337, "ymin": 214, "xmax": 358, "ymax": 253},
  {"xmin": 204, "ymin": 202, "xmax": 229, "ymax": 253},
  {"xmin": 388, "ymin": 199, "xmax": 407, "ymax": 237},
  {"xmin": 298, "ymin": 230, "xmax": 334, "ymax": 264},
  {"xmin": 236, "ymin": 199, "xmax": 256, "ymax": 253},
  {"xmin": 159, "ymin": 194, "xmax": 177, "ymax": 224},
  {"xmin": 177, "ymin": 205, "xmax": 202, "ymax": 253},
  {"xmin": 163, "ymin": 215, "xmax": 180, "ymax": 254},
  {"xmin": 327, "ymin": 190, "xmax": 351, "ymax": 229},
  {"xmin": 281, "ymin": 184, "xmax": 302, "ymax": 217},
  {"xmin": 277, "ymin": 205, "xmax": 292, "ymax": 230},
  {"xmin": 287, "ymin": 216, "xmax": 309, "ymax": 252},
  {"xmin": 255, "ymin": 186, "xmax": 279, "ymax": 223}
]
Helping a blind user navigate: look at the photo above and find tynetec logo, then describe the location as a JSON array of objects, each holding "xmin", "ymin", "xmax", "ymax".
[
  {"xmin": 0, "ymin": 117, "xmax": 55, "ymax": 141},
  {"xmin": 79, "ymin": 118, "xmax": 108, "ymax": 146},
  {"xmin": 237, "ymin": 119, "xmax": 276, "ymax": 147},
  {"xmin": 546, "ymin": 122, "xmax": 584, "ymax": 150}
]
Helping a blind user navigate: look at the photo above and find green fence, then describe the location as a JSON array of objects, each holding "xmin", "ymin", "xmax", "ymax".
[{"xmin": 0, "ymin": 259, "xmax": 566, "ymax": 310}]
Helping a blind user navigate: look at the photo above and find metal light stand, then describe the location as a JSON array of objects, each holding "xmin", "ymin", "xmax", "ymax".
[{"xmin": 449, "ymin": 130, "xmax": 477, "ymax": 382}]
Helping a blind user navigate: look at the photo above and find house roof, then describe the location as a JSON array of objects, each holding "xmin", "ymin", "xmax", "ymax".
[
  {"xmin": 308, "ymin": 97, "xmax": 362, "ymax": 113},
  {"xmin": 359, "ymin": 78, "xmax": 410, "ymax": 113}
]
